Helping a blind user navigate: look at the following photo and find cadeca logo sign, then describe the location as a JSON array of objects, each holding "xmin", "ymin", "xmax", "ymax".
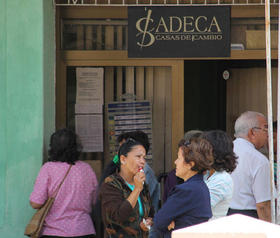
[
  {"xmin": 128, "ymin": 6, "xmax": 230, "ymax": 58},
  {"xmin": 136, "ymin": 9, "xmax": 222, "ymax": 48}
]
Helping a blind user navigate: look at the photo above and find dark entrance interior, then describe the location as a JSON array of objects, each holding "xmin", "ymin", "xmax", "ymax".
[{"xmin": 184, "ymin": 60, "xmax": 227, "ymax": 133}]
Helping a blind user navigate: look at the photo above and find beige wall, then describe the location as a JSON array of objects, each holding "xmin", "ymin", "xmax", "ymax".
[{"xmin": 226, "ymin": 67, "xmax": 278, "ymax": 137}]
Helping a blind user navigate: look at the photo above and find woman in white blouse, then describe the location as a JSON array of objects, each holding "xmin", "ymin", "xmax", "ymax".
[{"xmin": 202, "ymin": 130, "xmax": 238, "ymax": 220}]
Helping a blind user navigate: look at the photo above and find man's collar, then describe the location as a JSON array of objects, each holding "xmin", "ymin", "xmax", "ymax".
[{"xmin": 235, "ymin": 137, "xmax": 256, "ymax": 149}]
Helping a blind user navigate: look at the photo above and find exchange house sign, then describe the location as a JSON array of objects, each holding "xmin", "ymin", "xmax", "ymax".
[{"xmin": 128, "ymin": 6, "xmax": 230, "ymax": 58}]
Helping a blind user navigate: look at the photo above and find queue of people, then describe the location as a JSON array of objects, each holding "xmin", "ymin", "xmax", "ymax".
[{"xmin": 28, "ymin": 110, "xmax": 273, "ymax": 238}]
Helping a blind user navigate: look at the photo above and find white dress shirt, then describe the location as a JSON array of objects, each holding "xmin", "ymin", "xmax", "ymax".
[{"xmin": 230, "ymin": 138, "xmax": 271, "ymax": 210}]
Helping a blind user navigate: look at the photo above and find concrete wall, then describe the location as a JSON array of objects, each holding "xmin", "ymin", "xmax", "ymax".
[{"xmin": 0, "ymin": 0, "xmax": 55, "ymax": 237}]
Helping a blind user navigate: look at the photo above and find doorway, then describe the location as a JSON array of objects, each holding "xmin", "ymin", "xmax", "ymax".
[{"xmin": 184, "ymin": 61, "xmax": 227, "ymax": 133}]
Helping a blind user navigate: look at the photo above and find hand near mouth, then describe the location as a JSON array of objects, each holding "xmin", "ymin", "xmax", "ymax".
[{"xmin": 134, "ymin": 168, "xmax": 145, "ymax": 189}]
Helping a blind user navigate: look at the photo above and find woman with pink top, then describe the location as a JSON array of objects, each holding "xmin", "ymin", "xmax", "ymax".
[{"xmin": 29, "ymin": 128, "xmax": 98, "ymax": 238}]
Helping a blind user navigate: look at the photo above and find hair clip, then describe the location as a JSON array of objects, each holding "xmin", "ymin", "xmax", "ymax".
[{"xmin": 112, "ymin": 155, "xmax": 119, "ymax": 164}]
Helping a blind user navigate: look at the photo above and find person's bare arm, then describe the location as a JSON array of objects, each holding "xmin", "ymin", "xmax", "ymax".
[
  {"xmin": 126, "ymin": 171, "xmax": 145, "ymax": 208},
  {"xmin": 256, "ymin": 200, "xmax": 271, "ymax": 222},
  {"xmin": 30, "ymin": 201, "xmax": 43, "ymax": 209}
]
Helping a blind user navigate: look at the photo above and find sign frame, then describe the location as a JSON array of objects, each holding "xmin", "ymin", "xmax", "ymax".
[{"xmin": 128, "ymin": 6, "xmax": 231, "ymax": 58}]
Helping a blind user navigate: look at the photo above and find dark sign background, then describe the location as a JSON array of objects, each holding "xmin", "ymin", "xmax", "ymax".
[{"xmin": 128, "ymin": 6, "xmax": 230, "ymax": 58}]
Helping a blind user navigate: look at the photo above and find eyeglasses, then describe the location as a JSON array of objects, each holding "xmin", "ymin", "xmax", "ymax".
[{"xmin": 253, "ymin": 127, "xmax": 268, "ymax": 133}]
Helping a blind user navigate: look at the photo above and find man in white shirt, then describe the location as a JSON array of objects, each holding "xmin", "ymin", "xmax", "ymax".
[{"xmin": 228, "ymin": 111, "xmax": 271, "ymax": 222}]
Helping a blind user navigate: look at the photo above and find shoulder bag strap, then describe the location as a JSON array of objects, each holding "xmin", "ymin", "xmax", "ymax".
[{"xmin": 52, "ymin": 164, "xmax": 72, "ymax": 198}]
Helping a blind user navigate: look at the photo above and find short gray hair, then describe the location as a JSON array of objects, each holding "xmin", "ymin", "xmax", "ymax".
[{"xmin": 234, "ymin": 111, "xmax": 265, "ymax": 138}]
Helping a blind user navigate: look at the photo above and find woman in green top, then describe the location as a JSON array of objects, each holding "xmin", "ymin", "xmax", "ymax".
[{"xmin": 99, "ymin": 138, "xmax": 153, "ymax": 238}]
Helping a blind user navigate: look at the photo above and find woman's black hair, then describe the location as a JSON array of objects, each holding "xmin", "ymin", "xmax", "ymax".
[
  {"xmin": 202, "ymin": 130, "xmax": 237, "ymax": 173},
  {"xmin": 118, "ymin": 138, "xmax": 143, "ymax": 159},
  {"xmin": 117, "ymin": 131, "xmax": 150, "ymax": 153},
  {"xmin": 48, "ymin": 128, "xmax": 81, "ymax": 165},
  {"xmin": 99, "ymin": 138, "xmax": 143, "ymax": 186}
]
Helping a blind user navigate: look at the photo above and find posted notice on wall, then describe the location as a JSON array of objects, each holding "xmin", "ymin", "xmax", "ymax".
[
  {"xmin": 75, "ymin": 67, "xmax": 104, "ymax": 152},
  {"xmin": 107, "ymin": 101, "xmax": 153, "ymax": 162},
  {"xmin": 76, "ymin": 67, "xmax": 104, "ymax": 105},
  {"xmin": 75, "ymin": 103, "xmax": 103, "ymax": 114},
  {"xmin": 75, "ymin": 114, "xmax": 103, "ymax": 152}
]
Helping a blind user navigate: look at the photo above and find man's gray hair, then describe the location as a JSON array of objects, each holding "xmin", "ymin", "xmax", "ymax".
[{"xmin": 234, "ymin": 111, "xmax": 265, "ymax": 138}]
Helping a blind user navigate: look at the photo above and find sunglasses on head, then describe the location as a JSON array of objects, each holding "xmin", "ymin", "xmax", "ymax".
[
  {"xmin": 183, "ymin": 140, "xmax": 191, "ymax": 147},
  {"xmin": 126, "ymin": 137, "xmax": 136, "ymax": 143}
]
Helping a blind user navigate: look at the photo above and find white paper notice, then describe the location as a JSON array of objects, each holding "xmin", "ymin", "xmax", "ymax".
[
  {"xmin": 76, "ymin": 68, "xmax": 104, "ymax": 104},
  {"xmin": 75, "ymin": 103, "xmax": 103, "ymax": 114},
  {"xmin": 75, "ymin": 114, "xmax": 103, "ymax": 152}
]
